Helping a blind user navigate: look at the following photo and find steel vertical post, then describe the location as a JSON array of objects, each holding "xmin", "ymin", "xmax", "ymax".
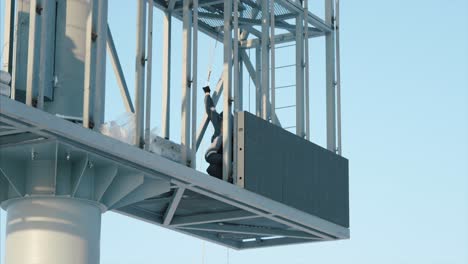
[
  {"xmin": 223, "ymin": 0, "xmax": 233, "ymax": 181},
  {"xmin": 296, "ymin": 13, "xmax": 305, "ymax": 138},
  {"xmin": 191, "ymin": 0, "xmax": 199, "ymax": 168},
  {"xmin": 93, "ymin": 0, "xmax": 108, "ymax": 129},
  {"xmin": 162, "ymin": 12, "xmax": 172, "ymax": 139},
  {"xmin": 261, "ymin": 0, "xmax": 270, "ymax": 121},
  {"xmin": 145, "ymin": 0, "xmax": 154, "ymax": 150},
  {"xmin": 325, "ymin": 0, "xmax": 337, "ymax": 152},
  {"xmin": 304, "ymin": 0, "xmax": 311, "ymax": 140},
  {"xmin": 181, "ymin": 0, "xmax": 193, "ymax": 166},
  {"xmin": 270, "ymin": 0, "xmax": 276, "ymax": 124},
  {"xmin": 335, "ymin": 0, "xmax": 342, "ymax": 155},
  {"xmin": 11, "ymin": 0, "xmax": 26, "ymax": 101},
  {"xmin": 238, "ymin": 56, "xmax": 243, "ymax": 111},
  {"xmin": 255, "ymin": 47, "xmax": 262, "ymax": 117},
  {"xmin": 83, "ymin": 0, "xmax": 107, "ymax": 129},
  {"xmin": 2, "ymin": 0, "xmax": 15, "ymax": 74},
  {"xmin": 233, "ymin": 0, "xmax": 240, "ymax": 183},
  {"xmin": 135, "ymin": 0, "xmax": 147, "ymax": 147},
  {"xmin": 233, "ymin": 0, "xmax": 240, "ymax": 113},
  {"xmin": 25, "ymin": 0, "xmax": 41, "ymax": 106},
  {"xmin": 83, "ymin": 0, "xmax": 96, "ymax": 128}
]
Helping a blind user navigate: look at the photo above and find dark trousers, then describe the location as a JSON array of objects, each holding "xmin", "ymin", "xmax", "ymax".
[{"xmin": 206, "ymin": 153, "xmax": 222, "ymax": 179}]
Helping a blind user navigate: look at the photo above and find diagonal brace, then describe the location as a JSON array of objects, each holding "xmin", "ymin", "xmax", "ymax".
[
  {"xmin": 107, "ymin": 24, "xmax": 135, "ymax": 113},
  {"xmin": 163, "ymin": 187, "xmax": 186, "ymax": 225}
]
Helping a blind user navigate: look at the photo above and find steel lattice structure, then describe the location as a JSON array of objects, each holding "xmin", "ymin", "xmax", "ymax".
[{"xmin": 0, "ymin": 0, "xmax": 346, "ymax": 263}]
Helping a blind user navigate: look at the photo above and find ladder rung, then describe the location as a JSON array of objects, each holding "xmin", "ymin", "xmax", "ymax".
[
  {"xmin": 275, "ymin": 105, "xmax": 296, "ymax": 110},
  {"xmin": 275, "ymin": 44, "xmax": 295, "ymax": 49},
  {"xmin": 274, "ymin": 84, "xmax": 295, "ymax": 90},
  {"xmin": 274, "ymin": 64, "xmax": 295, "ymax": 70}
]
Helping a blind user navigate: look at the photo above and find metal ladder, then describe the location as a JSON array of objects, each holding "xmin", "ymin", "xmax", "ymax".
[{"xmin": 272, "ymin": 48, "xmax": 297, "ymax": 132}]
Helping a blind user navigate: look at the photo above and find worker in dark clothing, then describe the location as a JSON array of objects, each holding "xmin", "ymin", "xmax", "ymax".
[
  {"xmin": 205, "ymin": 135, "xmax": 223, "ymax": 179},
  {"xmin": 203, "ymin": 85, "xmax": 232, "ymax": 180}
]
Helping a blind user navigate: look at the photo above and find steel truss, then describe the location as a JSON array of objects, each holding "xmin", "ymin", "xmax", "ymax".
[
  {"xmin": 2, "ymin": 0, "xmax": 342, "ymax": 177},
  {"xmin": 0, "ymin": 97, "xmax": 349, "ymax": 249},
  {"xmin": 0, "ymin": 0, "xmax": 345, "ymax": 250},
  {"xmin": 146, "ymin": 0, "xmax": 342, "ymax": 181}
]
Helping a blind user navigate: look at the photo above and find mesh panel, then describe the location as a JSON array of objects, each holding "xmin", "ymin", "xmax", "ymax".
[{"xmin": 192, "ymin": 0, "xmax": 298, "ymax": 32}]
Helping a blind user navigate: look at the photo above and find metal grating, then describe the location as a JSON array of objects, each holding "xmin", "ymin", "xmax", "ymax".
[{"xmin": 177, "ymin": 0, "xmax": 302, "ymax": 32}]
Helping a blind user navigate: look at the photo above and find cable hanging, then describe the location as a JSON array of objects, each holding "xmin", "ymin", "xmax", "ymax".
[{"xmin": 206, "ymin": 30, "xmax": 220, "ymax": 86}]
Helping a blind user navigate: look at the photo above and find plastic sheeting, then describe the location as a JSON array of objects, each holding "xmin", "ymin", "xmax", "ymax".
[
  {"xmin": 99, "ymin": 113, "xmax": 136, "ymax": 144},
  {"xmin": 99, "ymin": 113, "xmax": 181, "ymax": 163}
]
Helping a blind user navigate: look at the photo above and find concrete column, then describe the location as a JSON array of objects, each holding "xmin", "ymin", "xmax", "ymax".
[{"xmin": 4, "ymin": 197, "xmax": 102, "ymax": 264}]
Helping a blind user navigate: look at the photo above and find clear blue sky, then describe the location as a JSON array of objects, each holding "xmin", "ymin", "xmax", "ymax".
[{"xmin": 1, "ymin": 0, "xmax": 468, "ymax": 263}]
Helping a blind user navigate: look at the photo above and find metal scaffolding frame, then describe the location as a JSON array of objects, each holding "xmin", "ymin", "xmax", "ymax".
[
  {"xmin": 0, "ymin": 0, "xmax": 345, "ymax": 252},
  {"xmin": 148, "ymin": 0, "xmax": 341, "ymax": 162},
  {"xmin": 2, "ymin": 0, "xmax": 343, "ymax": 180},
  {"xmin": 3, "ymin": 0, "xmax": 342, "ymax": 180}
]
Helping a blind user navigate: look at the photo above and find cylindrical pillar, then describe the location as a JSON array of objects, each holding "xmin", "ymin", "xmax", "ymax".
[
  {"xmin": 46, "ymin": 0, "xmax": 92, "ymax": 117},
  {"xmin": 4, "ymin": 197, "xmax": 102, "ymax": 264}
]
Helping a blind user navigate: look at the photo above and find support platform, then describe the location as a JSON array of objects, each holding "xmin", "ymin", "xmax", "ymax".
[
  {"xmin": 152, "ymin": 0, "xmax": 332, "ymax": 44},
  {"xmin": 0, "ymin": 96, "xmax": 349, "ymax": 250}
]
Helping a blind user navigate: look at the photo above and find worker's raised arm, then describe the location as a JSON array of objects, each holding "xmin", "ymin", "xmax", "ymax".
[{"xmin": 203, "ymin": 86, "xmax": 220, "ymax": 122}]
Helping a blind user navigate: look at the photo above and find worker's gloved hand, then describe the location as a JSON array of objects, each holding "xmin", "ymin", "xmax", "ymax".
[{"xmin": 202, "ymin": 86, "xmax": 211, "ymax": 94}]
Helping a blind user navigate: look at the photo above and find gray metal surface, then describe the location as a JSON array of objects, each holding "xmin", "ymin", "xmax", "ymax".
[
  {"xmin": 237, "ymin": 111, "xmax": 349, "ymax": 227},
  {"xmin": 0, "ymin": 97, "xmax": 349, "ymax": 249}
]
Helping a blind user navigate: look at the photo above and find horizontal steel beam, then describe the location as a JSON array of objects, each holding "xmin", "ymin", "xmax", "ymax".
[
  {"xmin": 171, "ymin": 210, "xmax": 259, "ymax": 227},
  {"xmin": 173, "ymin": 0, "xmax": 224, "ymax": 10},
  {"xmin": 198, "ymin": 12, "xmax": 261, "ymax": 24},
  {"xmin": 0, "ymin": 129, "xmax": 26, "ymax": 137},
  {"xmin": 240, "ymin": 30, "xmax": 325, "ymax": 49},
  {"xmin": 179, "ymin": 223, "xmax": 321, "ymax": 240},
  {"xmin": 276, "ymin": 0, "xmax": 332, "ymax": 32},
  {"xmin": 116, "ymin": 206, "xmax": 242, "ymax": 249},
  {"xmin": 276, "ymin": 21, "xmax": 318, "ymax": 33},
  {"xmin": 240, "ymin": 237, "xmax": 317, "ymax": 249}
]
